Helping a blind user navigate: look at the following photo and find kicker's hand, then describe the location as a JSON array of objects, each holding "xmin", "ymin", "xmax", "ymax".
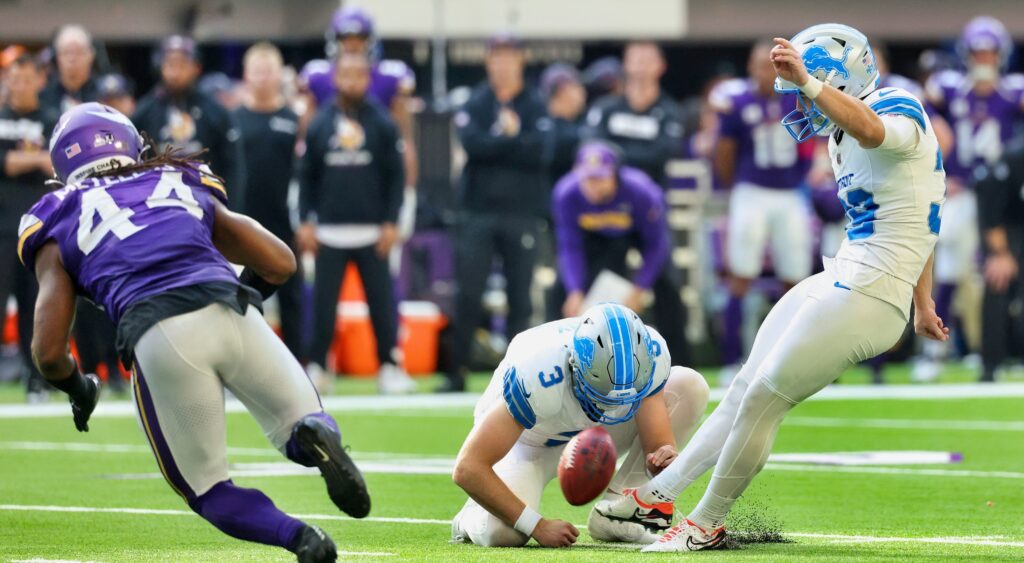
[
  {"xmin": 770, "ymin": 38, "xmax": 810, "ymax": 87},
  {"xmin": 646, "ymin": 445, "xmax": 678, "ymax": 476},
  {"xmin": 531, "ymin": 518, "xmax": 579, "ymax": 548},
  {"xmin": 914, "ymin": 300, "xmax": 950, "ymax": 342}
]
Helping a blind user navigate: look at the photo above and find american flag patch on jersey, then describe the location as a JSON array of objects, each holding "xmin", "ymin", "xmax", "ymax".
[{"xmin": 64, "ymin": 143, "xmax": 82, "ymax": 159}]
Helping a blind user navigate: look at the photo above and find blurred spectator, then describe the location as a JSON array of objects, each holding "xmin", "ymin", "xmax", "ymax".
[
  {"xmin": 199, "ymin": 71, "xmax": 242, "ymax": 111},
  {"xmin": 442, "ymin": 34, "xmax": 547, "ymax": 392},
  {"xmin": 297, "ymin": 52, "xmax": 414, "ymax": 394},
  {"xmin": 0, "ymin": 54, "xmax": 57, "ymax": 402},
  {"xmin": 96, "ymin": 73, "xmax": 135, "ymax": 116},
  {"xmin": 975, "ymin": 138, "xmax": 1024, "ymax": 382},
  {"xmin": 582, "ymin": 56, "xmax": 623, "ymax": 101},
  {"xmin": 585, "ymin": 41, "xmax": 683, "ymax": 188},
  {"xmin": 540, "ymin": 63, "xmax": 587, "ymax": 184},
  {"xmin": 234, "ymin": 42, "xmax": 303, "ymax": 359},
  {"xmin": 297, "ymin": 59, "xmax": 334, "ymax": 137},
  {"xmin": 709, "ymin": 41, "xmax": 812, "ymax": 381},
  {"xmin": 552, "ymin": 141, "xmax": 688, "ymax": 362},
  {"xmin": 41, "ymin": 24, "xmax": 99, "ymax": 112},
  {"xmin": 132, "ymin": 35, "xmax": 245, "ymax": 200}
]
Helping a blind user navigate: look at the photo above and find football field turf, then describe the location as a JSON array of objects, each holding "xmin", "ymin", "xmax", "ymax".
[{"xmin": 1, "ymin": 369, "xmax": 1023, "ymax": 562}]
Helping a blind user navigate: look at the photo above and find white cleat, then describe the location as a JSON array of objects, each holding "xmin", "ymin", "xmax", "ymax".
[
  {"xmin": 378, "ymin": 363, "xmax": 417, "ymax": 395},
  {"xmin": 911, "ymin": 358, "xmax": 941, "ymax": 383},
  {"xmin": 641, "ymin": 519, "xmax": 726, "ymax": 552},
  {"xmin": 590, "ymin": 489, "xmax": 673, "ymax": 544}
]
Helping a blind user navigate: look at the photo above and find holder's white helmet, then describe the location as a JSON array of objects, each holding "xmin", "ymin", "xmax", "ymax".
[
  {"xmin": 568, "ymin": 303, "xmax": 657, "ymax": 425},
  {"xmin": 775, "ymin": 23, "xmax": 880, "ymax": 142}
]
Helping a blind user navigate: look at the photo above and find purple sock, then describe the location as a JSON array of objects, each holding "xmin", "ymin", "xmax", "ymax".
[
  {"xmin": 285, "ymin": 412, "xmax": 340, "ymax": 467},
  {"xmin": 189, "ymin": 480, "xmax": 306, "ymax": 550},
  {"xmin": 934, "ymin": 283, "xmax": 955, "ymax": 325},
  {"xmin": 722, "ymin": 294, "xmax": 744, "ymax": 365}
]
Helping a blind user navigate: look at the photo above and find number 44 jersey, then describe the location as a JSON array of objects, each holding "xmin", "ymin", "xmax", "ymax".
[
  {"xmin": 17, "ymin": 165, "xmax": 241, "ymax": 325},
  {"xmin": 475, "ymin": 318, "xmax": 671, "ymax": 448},
  {"xmin": 826, "ymin": 86, "xmax": 947, "ymax": 320}
]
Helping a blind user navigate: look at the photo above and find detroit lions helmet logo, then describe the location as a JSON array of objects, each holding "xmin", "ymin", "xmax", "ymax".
[
  {"xmin": 573, "ymin": 336, "xmax": 596, "ymax": 374},
  {"xmin": 803, "ymin": 45, "xmax": 852, "ymax": 80}
]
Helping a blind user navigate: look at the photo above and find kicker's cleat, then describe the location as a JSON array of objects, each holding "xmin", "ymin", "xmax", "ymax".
[
  {"xmin": 292, "ymin": 524, "xmax": 337, "ymax": 563},
  {"xmin": 641, "ymin": 518, "xmax": 727, "ymax": 552},
  {"xmin": 293, "ymin": 415, "xmax": 371, "ymax": 518},
  {"xmin": 593, "ymin": 488, "xmax": 674, "ymax": 535},
  {"xmin": 71, "ymin": 374, "xmax": 101, "ymax": 432}
]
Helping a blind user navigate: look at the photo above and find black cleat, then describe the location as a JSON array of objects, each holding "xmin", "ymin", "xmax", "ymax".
[
  {"xmin": 71, "ymin": 374, "xmax": 101, "ymax": 432},
  {"xmin": 292, "ymin": 525, "xmax": 337, "ymax": 563},
  {"xmin": 293, "ymin": 416, "xmax": 371, "ymax": 518}
]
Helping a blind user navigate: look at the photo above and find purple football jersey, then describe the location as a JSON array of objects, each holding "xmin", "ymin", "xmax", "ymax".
[
  {"xmin": 926, "ymin": 70, "xmax": 1024, "ymax": 181},
  {"xmin": 318, "ymin": 59, "xmax": 415, "ymax": 109},
  {"xmin": 710, "ymin": 79, "xmax": 811, "ymax": 189},
  {"xmin": 18, "ymin": 165, "xmax": 240, "ymax": 325}
]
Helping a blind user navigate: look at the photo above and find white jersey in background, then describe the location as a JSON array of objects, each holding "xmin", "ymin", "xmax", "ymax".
[
  {"xmin": 475, "ymin": 318, "xmax": 671, "ymax": 448},
  {"xmin": 826, "ymin": 86, "xmax": 947, "ymax": 319}
]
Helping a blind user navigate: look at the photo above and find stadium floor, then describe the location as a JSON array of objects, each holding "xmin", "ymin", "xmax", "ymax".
[{"xmin": 2, "ymin": 365, "xmax": 1024, "ymax": 562}]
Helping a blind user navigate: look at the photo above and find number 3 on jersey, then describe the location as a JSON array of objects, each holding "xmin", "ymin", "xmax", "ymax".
[
  {"xmin": 538, "ymin": 366, "xmax": 565, "ymax": 388},
  {"xmin": 77, "ymin": 171, "xmax": 204, "ymax": 254}
]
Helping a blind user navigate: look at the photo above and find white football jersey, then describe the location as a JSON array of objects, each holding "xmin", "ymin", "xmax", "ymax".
[
  {"xmin": 826, "ymin": 86, "xmax": 947, "ymax": 319},
  {"xmin": 475, "ymin": 318, "xmax": 671, "ymax": 448}
]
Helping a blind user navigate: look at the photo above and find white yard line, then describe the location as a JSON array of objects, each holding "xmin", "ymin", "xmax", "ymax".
[
  {"xmin": 1, "ymin": 504, "xmax": 1022, "ymax": 549},
  {"xmin": 785, "ymin": 416, "xmax": 1024, "ymax": 432},
  {"xmin": 4, "ymin": 382, "xmax": 1024, "ymax": 420},
  {"xmin": 764, "ymin": 463, "xmax": 1024, "ymax": 479}
]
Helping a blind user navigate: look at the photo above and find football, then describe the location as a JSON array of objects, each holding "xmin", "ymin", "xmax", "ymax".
[{"xmin": 557, "ymin": 427, "xmax": 617, "ymax": 506}]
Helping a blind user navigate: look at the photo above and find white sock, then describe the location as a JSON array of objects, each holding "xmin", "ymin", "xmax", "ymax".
[{"xmin": 687, "ymin": 378, "xmax": 794, "ymax": 529}]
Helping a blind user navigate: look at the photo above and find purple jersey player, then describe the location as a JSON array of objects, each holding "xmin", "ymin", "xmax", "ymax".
[
  {"xmin": 917, "ymin": 16, "xmax": 1024, "ymax": 380},
  {"xmin": 709, "ymin": 41, "xmax": 814, "ymax": 380},
  {"xmin": 19, "ymin": 102, "xmax": 368, "ymax": 562}
]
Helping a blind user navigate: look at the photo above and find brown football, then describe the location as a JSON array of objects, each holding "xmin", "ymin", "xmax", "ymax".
[{"xmin": 557, "ymin": 427, "xmax": 617, "ymax": 506}]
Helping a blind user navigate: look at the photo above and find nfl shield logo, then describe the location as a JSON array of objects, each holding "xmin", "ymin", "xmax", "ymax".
[{"xmin": 64, "ymin": 143, "xmax": 82, "ymax": 159}]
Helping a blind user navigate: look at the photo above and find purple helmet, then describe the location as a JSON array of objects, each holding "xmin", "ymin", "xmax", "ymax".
[
  {"xmin": 326, "ymin": 6, "xmax": 379, "ymax": 60},
  {"xmin": 299, "ymin": 59, "xmax": 335, "ymax": 107},
  {"xmin": 49, "ymin": 102, "xmax": 144, "ymax": 184},
  {"xmin": 958, "ymin": 16, "xmax": 1013, "ymax": 67}
]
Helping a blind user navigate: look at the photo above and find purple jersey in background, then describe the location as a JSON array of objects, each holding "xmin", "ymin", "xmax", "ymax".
[
  {"xmin": 710, "ymin": 79, "xmax": 811, "ymax": 189},
  {"xmin": 316, "ymin": 59, "xmax": 415, "ymax": 109},
  {"xmin": 551, "ymin": 166, "xmax": 671, "ymax": 292},
  {"xmin": 18, "ymin": 165, "xmax": 240, "ymax": 325},
  {"xmin": 926, "ymin": 70, "xmax": 1024, "ymax": 181}
]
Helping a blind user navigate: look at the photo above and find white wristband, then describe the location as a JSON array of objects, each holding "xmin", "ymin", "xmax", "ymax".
[
  {"xmin": 514, "ymin": 507, "xmax": 542, "ymax": 537},
  {"xmin": 799, "ymin": 76, "xmax": 824, "ymax": 99}
]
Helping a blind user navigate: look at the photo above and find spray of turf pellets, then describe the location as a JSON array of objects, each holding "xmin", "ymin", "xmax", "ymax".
[{"xmin": 719, "ymin": 491, "xmax": 792, "ymax": 550}]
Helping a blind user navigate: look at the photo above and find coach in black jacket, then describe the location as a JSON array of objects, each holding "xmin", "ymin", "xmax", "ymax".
[
  {"xmin": 442, "ymin": 35, "xmax": 548, "ymax": 391},
  {"xmin": 975, "ymin": 137, "xmax": 1024, "ymax": 382},
  {"xmin": 132, "ymin": 36, "xmax": 245, "ymax": 201},
  {"xmin": 297, "ymin": 52, "xmax": 406, "ymax": 389}
]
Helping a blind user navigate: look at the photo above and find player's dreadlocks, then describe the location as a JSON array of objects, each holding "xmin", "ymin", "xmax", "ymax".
[{"xmin": 88, "ymin": 133, "xmax": 226, "ymax": 185}]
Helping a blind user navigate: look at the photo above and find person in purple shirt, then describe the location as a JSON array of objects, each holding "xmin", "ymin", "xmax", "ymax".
[
  {"xmin": 709, "ymin": 40, "xmax": 813, "ymax": 383},
  {"xmin": 552, "ymin": 140, "xmax": 688, "ymax": 363},
  {"xmin": 920, "ymin": 16, "xmax": 1024, "ymax": 381},
  {"xmin": 19, "ymin": 103, "xmax": 369, "ymax": 562}
]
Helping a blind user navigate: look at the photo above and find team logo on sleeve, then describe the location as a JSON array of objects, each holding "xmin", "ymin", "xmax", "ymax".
[{"xmin": 803, "ymin": 45, "xmax": 852, "ymax": 80}]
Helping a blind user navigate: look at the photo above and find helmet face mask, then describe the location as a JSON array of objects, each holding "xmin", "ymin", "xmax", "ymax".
[
  {"xmin": 773, "ymin": 23, "xmax": 880, "ymax": 143},
  {"xmin": 568, "ymin": 304, "xmax": 657, "ymax": 425}
]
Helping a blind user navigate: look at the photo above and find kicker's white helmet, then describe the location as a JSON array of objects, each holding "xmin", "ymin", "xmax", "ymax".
[
  {"xmin": 775, "ymin": 23, "xmax": 880, "ymax": 142},
  {"xmin": 568, "ymin": 303, "xmax": 657, "ymax": 425}
]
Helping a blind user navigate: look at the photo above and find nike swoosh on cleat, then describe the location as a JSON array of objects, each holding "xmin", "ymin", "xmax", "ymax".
[
  {"xmin": 685, "ymin": 534, "xmax": 723, "ymax": 550},
  {"xmin": 313, "ymin": 444, "xmax": 330, "ymax": 463}
]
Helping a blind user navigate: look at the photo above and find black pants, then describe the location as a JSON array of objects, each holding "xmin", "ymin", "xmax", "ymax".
[
  {"xmin": 0, "ymin": 238, "xmax": 42, "ymax": 392},
  {"xmin": 981, "ymin": 224, "xmax": 1024, "ymax": 380},
  {"xmin": 74, "ymin": 299, "xmax": 123, "ymax": 389},
  {"xmin": 308, "ymin": 244, "xmax": 397, "ymax": 369},
  {"xmin": 549, "ymin": 232, "xmax": 690, "ymax": 366},
  {"xmin": 450, "ymin": 213, "xmax": 539, "ymax": 375}
]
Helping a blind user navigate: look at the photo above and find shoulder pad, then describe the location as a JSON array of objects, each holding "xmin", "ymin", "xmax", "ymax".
[
  {"xmin": 707, "ymin": 78, "xmax": 749, "ymax": 112},
  {"xmin": 867, "ymin": 88, "xmax": 927, "ymax": 130},
  {"xmin": 17, "ymin": 190, "xmax": 66, "ymax": 272},
  {"xmin": 643, "ymin": 325, "xmax": 671, "ymax": 396},
  {"xmin": 187, "ymin": 164, "xmax": 229, "ymax": 204}
]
